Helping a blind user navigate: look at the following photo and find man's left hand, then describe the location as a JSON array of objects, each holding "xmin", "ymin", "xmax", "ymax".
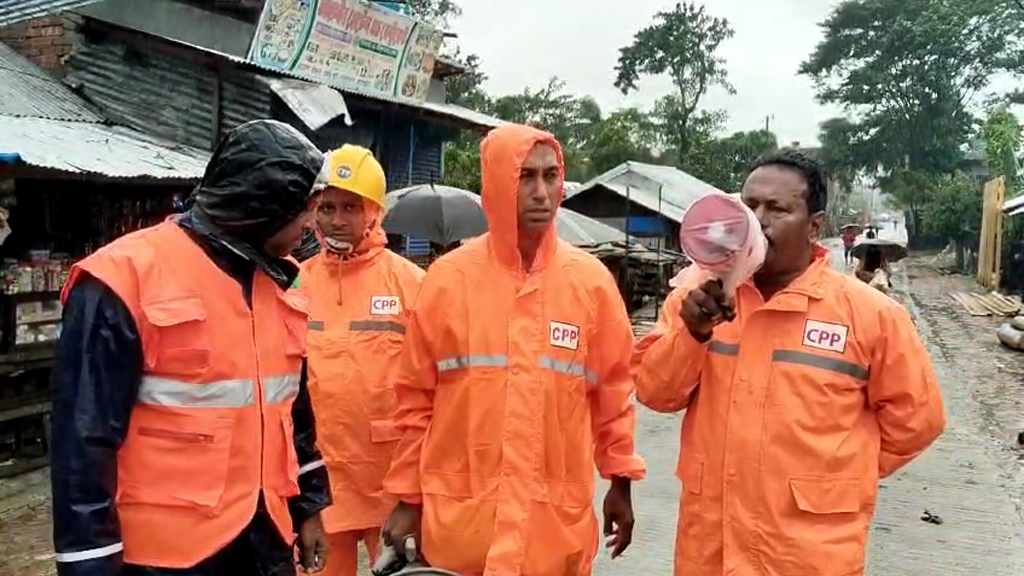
[
  {"xmin": 602, "ymin": 476, "xmax": 634, "ymax": 559},
  {"xmin": 296, "ymin": 513, "xmax": 329, "ymax": 573}
]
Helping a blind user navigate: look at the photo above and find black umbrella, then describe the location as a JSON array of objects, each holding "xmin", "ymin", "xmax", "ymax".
[
  {"xmin": 851, "ymin": 238, "xmax": 908, "ymax": 262},
  {"xmin": 383, "ymin": 184, "xmax": 487, "ymax": 245}
]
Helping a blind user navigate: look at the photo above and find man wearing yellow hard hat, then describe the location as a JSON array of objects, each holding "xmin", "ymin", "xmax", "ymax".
[{"xmin": 296, "ymin": 145, "xmax": 425, "ymax": 576}]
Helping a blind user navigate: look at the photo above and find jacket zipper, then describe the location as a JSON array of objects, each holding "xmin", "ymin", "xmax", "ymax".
[{"xmin": 251, "ymin": 296, "xmax": 265, "ymax": 491}]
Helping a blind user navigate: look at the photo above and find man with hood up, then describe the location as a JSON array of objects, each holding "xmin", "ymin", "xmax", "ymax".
[
  {"xmin": 297, "ymin": 145, "xmax": 425, "ymax": 576},
  {"xmin": 50, "ymin": 120, "xmax": 332, "ymax": 576},
  {"xmin": 380, "ymin": 123, "xmax": 646, "ymax": 575}
]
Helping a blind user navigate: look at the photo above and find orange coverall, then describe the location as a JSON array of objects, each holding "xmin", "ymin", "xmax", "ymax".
[
  {"xmin": 300, "ymin": 215, "xmax": 425, "ymax": 575},
  {"xmin": 383, "ymin": 124, "xmax": 646, "ymax": 576},
  {"xmin": 633, "ymin": 246, "xmax": 945, "ymax": 576}
]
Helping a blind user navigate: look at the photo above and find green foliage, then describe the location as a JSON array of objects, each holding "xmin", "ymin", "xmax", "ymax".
[
  {"xmin": 406, "ymin": 0, "xmax": 462, "ymax": 27},
  {"xmin": 800, "ymin": 0, "xmax": 1022, "ymax": 177},
  {"xmin": 688, "ymin": 129, "xmax": 777, "ymax": 193},
  {"xmin": 981, "ymin": 109, "xmax": 1021, "ymax": 179},
  {"xmin": 586, "ymin": 108, "xmax": 660, "ymax": 176},
  {"xmin": 615, "ymin": 1, "xmax": 734, "ymax": 163},
  {"xmin": 921, "ymin": 172, "xmax": 983, "ymax": 243}
]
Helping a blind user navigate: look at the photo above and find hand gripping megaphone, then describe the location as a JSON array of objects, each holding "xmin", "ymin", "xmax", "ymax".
[{"xmin": 670, "ymin": 192, "xmax": 767, "ymax": 298}]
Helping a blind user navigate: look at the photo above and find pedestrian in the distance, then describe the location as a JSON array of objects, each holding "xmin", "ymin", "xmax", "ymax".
[
  {"xmin": 381, "ymin": 123, "xmax": 646, "ymax": 575},
  {"xmin": 841, "ymin": 224, "xmax": 858, "ymax": 266},
  {"xmin": 298, "ymin": 145, "xmax": 425, "ymax": 576},
  {"xmin": 632, "ymin": 148, "xmax": 945, "ymax": 576},
  {"xmin": 51, "ymin": 120, "xmax": 332, "ymax": 576}
]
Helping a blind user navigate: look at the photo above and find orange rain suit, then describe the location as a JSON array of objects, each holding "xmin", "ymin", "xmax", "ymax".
[
  {"xmin": 383, "ymin": 124, "xmax": 646, "ymax": 576},
  {"xmin": 633, "ymin": 246, "xmax": 945, "ymax": 576},
  {"xmin": 300, "ymin": 207, "xmax": 425, "ymax": 575}
]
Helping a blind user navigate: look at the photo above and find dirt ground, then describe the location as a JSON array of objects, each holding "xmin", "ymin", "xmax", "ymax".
[{"xmin": 2, "ymin": 249, "xmax": 1023, "ymax": 575}]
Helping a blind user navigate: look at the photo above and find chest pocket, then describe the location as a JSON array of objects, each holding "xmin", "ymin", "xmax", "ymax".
[
  {"xmin": 141, "ymin": 297, "xmax": 211, "ymax": 379},
  {"xmin": 768, "ymin": 349, "xmax": 869, "ymax": 426},
  {"xmin": 278, "ymin": 289, "xmax": 309, "ymax": 359}
]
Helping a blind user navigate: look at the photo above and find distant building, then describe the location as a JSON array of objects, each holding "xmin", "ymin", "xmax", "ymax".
[{"xmin": 562, "ymin": 161, "xmax": 724, "ymax": 251}]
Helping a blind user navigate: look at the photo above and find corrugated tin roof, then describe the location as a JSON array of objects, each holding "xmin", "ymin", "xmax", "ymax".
[
  {"xmin": 1004, "ymin": 194, "xmax": 1024, "ymax": 214},
  {"xmin": 0, "ymin": 41, "xmax": 104, "ymax": 122},
  {"xmin": 0, "ymin": 0, "xmax": 104, "ymax": 26},
  {"xmin": 567, "ymin": 161, "xmax": 724, "ymax": 224},
  {"xmin": 557, "ymin": 207, "xmax": 624, "ymax": 246},
  {"xmin": 0, "ymin": 116, "xmax": 209, "ymax": 180}
]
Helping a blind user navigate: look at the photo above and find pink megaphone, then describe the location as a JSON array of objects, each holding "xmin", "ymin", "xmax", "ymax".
[{"xmin": 670, "ymin": 192, "xmax": 767, "ymax": 296}]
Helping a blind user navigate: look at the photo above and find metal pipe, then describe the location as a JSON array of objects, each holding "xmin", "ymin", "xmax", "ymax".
[{"xmin": 655, "ymin": 184, "xmax": 664, "ymax": 313}]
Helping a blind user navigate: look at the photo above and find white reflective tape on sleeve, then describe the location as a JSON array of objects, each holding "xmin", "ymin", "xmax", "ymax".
[
  {"xmin": 55, "ymin": 542, "xmax": 124, "ymax": 563},
  {"xmin": 298, "ymin": 459, "xmax": 325, "ymax": 476}
]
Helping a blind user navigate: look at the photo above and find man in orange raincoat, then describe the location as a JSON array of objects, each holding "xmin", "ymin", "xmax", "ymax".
[
  {"xmin": 299, "ymin": 145, "xmax": 425, "ymax": 576},
  {"xmin": 380, "ymin": 123, "xmax": 646, "ymax": 575},
  {"xmin": 633, "ymin": 149, "xmax": 945, "ymax": 576}
]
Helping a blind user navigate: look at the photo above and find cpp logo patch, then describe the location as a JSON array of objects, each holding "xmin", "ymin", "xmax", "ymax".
[
  {"xmin": 549, "ymin": 321, "xmax": 580, "ymax": 351},
  {"xmin": 370, "ymin": 295, "xmax": 401, "ymax": 315},
  {"xmin": 336, "ymin": 164, "xmax": 352, "ymax": 179},
  {"xmin": 802, "ymin": 319, "xmax": 849, "ymax": 354}
]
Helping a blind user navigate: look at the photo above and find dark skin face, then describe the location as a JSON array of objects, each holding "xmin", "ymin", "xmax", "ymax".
[
  {"xmin": 741, "ymin": 165, "xmax": 823, "ymax": 298},
  {"xmin": 317, "ymin": 187, "xmax": 368, "ymax": 250},
  {"xmin": 262, "ymin": 195, "xmax": 319, "ymax": 258}
]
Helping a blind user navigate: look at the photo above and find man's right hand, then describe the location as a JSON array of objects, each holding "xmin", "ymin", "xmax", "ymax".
[
  {"xmin": 680, "ymin": 278, "xmax": 734, "ymax": 341},
  {"xmin": 382, "ymin": 500, "xmax": 423, "ymax": 553}
]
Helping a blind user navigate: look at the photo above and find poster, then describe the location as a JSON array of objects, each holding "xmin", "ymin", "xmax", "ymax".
[{"xmin": 248, "ymin": 0, "xmax": 444, "ymax": 103}]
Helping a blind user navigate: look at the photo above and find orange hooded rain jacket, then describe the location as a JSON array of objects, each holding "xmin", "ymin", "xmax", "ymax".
[
  {"xmin": 383, "ymin": 124, "xmax": 646, "ymax": 576},
  {"xmin": 300, "ymin": 207, "xmax": 425, "ymax": 534},
  {"xmin": 633, "ymin": 246, "xmax": 945, "ymax": 576}
]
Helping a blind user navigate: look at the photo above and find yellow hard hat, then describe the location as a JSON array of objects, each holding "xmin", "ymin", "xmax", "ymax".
[{"xmin": 324, "ymin": 144, "xmax": 386, "ymax": 209}]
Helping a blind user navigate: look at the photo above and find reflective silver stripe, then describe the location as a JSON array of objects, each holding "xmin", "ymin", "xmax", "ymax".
[
  {"xmin": 709, "ymin": 340, "xmax": 739, "ymax": 356},
  {"xmin": 538, "ymin": 355, "xmax": 597, "ymax": 384},
  {"xmin": 139, "ymin": 376, "xmax": 254, "ymax": 408},
  {"xmin": 55, "ymin": 542, "xmax": 124, "ymax": 563},
  {"xmin": 308, "ymin": 320, "xmax": 325, "ymax": 331},
  {"xmin": 264, "ymin": 374, "xmax": 301, "ymax": 404},
  {"xmin": 772, "ymin": 350, "xmax": 870, "ymax": 380},
  {"xmin": 298, "ymin": 459, "xmax": 325, "ymax": 476},
  {"xmin": 350, "ymin": 320, "xmax": 406, "ymax": 334},
  {"xmin": 436, "ymin": 355, "xmax": 508, "ymax": 371}
]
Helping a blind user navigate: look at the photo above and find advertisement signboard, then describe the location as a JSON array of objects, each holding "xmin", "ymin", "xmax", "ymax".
[{"xmin": 249, "ymin": 0, "xmax": 444, "ymax": 102}]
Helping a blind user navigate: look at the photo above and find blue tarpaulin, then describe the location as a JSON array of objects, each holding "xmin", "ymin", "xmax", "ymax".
[
  {"xmin": 0, "ymin": 153, "xmax": 21, "ymax": 164},
  {"xmin": 625, "ymin": 216, "xmax": 671, "ymax": 236}
]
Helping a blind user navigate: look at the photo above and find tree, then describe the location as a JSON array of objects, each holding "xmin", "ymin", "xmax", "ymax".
[
  {"xmin": 586, "ymin": 108, "xmax": 660, "ymax": 175},
  {"xmin": 440, "ymin": 50, "xmax": 488, "ymax": 191},
  {"xmin": 688, "ymin": 129, "xmax": 777, "ymax": 193},
  {"xmin": 444, "ymin": 52, "xmax": 491, "ymax": 111},
  {"xmin": 800, "ymin": 0, "xmax": 1023, "ymax": 245},
  {"xmin": 922, "ymin": 172, "xmax": 983, "ymax": 267},
  {"xmin": 614, "ymin": 2, "xmax": 735, "ymax": 166},
  {"xmin": 406, "ymin": 0, "xmax": 462, "ymax": 27},
  {"xmin": 981, "ymin": 108, "xmax": 1021, "ymax": 180},
  {"xmin": 491, "ymin": 78, "xmax": 604, "ymax": 181}
]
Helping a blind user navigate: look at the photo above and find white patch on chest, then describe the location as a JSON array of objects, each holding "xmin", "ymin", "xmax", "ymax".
[
  {"xmin": 802, "ymin": 319, "xmax": 849, "ymax": 354},
  {"xmin": 369, "ymin": 295, "xmax": 401, "ymax": 315},
  {"xmin": 549, "ymin": 321, "xmax": 580, "ymax": 351}
]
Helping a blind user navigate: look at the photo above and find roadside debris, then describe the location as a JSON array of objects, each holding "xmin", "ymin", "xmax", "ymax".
[{"xmin": 921, "ymin": 510, "xmax": 944, "ymax": 525}]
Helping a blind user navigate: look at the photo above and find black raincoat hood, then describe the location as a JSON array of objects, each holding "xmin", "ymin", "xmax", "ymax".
[
  {"xmin": 189, "ymin": 119, "xmax": 326, "ymax": 241},
  {"xmin": 181, "ymin": 119, "xmax": 327, "ymax": 288}
]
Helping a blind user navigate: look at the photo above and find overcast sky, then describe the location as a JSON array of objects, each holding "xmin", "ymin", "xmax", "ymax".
[{"xmin": 451, "ymin": 0, "xmax": 845, "ymax": 146}]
